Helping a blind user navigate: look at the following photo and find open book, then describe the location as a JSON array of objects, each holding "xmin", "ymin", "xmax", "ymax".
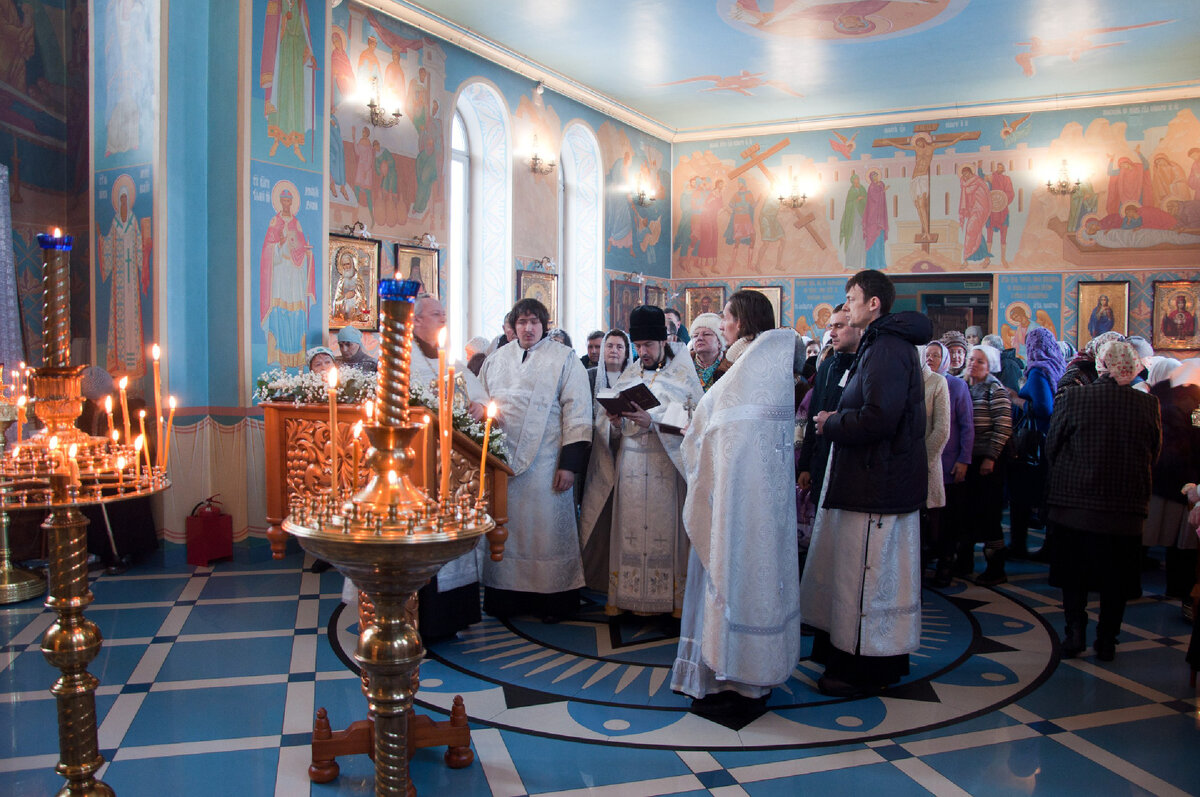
[
  {"xmin": 596, "ymin": 382, "xmax": 661, "ymax": 415},
  {"xmin": 656, "ymin": 401, "xmax": 690, "ymax": 435}
]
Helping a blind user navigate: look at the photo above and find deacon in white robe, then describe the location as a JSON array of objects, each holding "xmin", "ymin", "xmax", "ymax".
[
  {"xmin": 581, "ymin": 310, "xmax": 703, "ymax": 616},
  {"xmin": 671, "ymin": 326, "xmax": 806, "ymax": 703},
  {"xmin": 479, "ymin": 298, "xmax": 593, "ymax": 621},
  {"xmin": 408, "ymin": 294, "xmax": 490, "ymax": 637}
]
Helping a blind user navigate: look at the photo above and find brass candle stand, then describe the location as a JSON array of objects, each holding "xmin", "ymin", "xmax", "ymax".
[
  {"xmin": 0, "ymin": 403, "xmax": 44, "ymax": 604},
  {"xmin": 284, "ymin": 279, "xmax": 494, "ymax": 797},
  {"xmin": 0, "ymin": 229, "xmax": 172, "ymax": 796}
]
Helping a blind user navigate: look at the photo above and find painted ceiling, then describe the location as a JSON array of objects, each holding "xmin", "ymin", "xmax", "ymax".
[{"xmin": 399, "ymin": 0, "xmax": 1200, "ymax": 138}]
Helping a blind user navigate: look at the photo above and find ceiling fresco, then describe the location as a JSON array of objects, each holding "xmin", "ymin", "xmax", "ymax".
[{"xmin": 400, "ymin": 0, "xmax": 1200, "ymax": 136}]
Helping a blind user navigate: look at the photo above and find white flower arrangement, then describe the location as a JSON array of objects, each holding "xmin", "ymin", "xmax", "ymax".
[{"xmin": 254, "ymin": 366, "xmax": 508, "ymax": 462}]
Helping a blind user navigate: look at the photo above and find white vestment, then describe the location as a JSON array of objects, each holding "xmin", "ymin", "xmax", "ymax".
[
  {"xmin": 799, "ymin": 451, "xmax": 922, "ymax": 658},
  {"xmin": 580, "ymin": 343, "xmax": 703, "ymax": 614},
  {"xmin": 671, "ymin": 329, "xmax": 805, "ymax": 698},
  {"xmin": 480, "ymin": 337, "xmax": 593, "ymax": 593},
  {"xmin": 411, "ymin": 344, "xmax": 490, "ymax": 591}
]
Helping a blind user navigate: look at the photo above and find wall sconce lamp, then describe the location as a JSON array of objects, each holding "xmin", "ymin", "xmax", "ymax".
[
  {"xmin": 777, "ymin": 177, "xmax": 806, "ymax": 209},
  {"xmin": 537, "ymin": 256, "xmax": 555, "ymax": 269},
  {"xmin": 409, "ymin": 232, "xmax": 438, "ymax": 248},
  {"xmin": 367, "ymin": 76, "xmax": 402, "ymax": 128},
  {"xmin": 529, "ymin": 134, "xmax": 556, "ymax": 175},
  {"xmin": 343, "ymin": 221, "xmax": 369, "ymax": 238},
  {"xmin": 626, "ymin": 271, "xmax": 646, "ymax": 284},
  {"xmin": 1046, "ymin": 159, "xmax": 1080, "ymax": 196},
  {"xmin": 633, "ymin": 186, "xmax": 655, "ymax": 207}
]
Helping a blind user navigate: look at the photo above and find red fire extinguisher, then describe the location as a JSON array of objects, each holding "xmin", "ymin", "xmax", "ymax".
[{"xmin": 186, "ymin": 494, "xmax": 233, "ymax": 566}]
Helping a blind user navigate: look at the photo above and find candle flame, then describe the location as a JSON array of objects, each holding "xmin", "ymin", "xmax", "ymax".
[
  {"xmin": 105, "ymin": 395, "xmax": 113, "ymax": 412},
  {"xmin": 486, "ymin": 401, "xmax": 498, "ymax": 419},
  {"xmin": 119, "ymin": 376, "xmax": 128, "ymax": 389},
  {"xmin": 16, "ymin": 395, "xmax": 25, "ymax": 407},
  {"xmin": 139, "ymin": 409, "xmax": 146, "ymax": 419},
  {"xmin": 423, "ymin": 413, "xmax": 431, "ymax": 424},
  {"xmin": 437, "ymin": 327, "xmax": 448, "ymax": 348},
  {"xmin": 52, "ymin": 227, "xmax": 61, "ymax": 237},
  {"xmin": 327, "ymin": 367, "xmax": 339, "ymax": 388},
  {"xmin": 387, "ymin": 469, "xmax": 398, "ymax": 486},
  {"xmin": 112, "ymin": 430, "xmax": 120, "ymax": 443},
  {"xmin": 48, "ymin": 435, "xmax": 58, "ymax": 450},
  {"xmin": 364, "ymin": 400, "xmax": 374, "ymax": 420},
  {"xmin": 152, "ymin": 343, "xmax": 160, "ymax": 361},
  {"xmin": 135, "ymin": 435, "xmax": 144, "ymax": 452},
  {"xmin": 117, "ymin": 456, "xmax": 126, "ymax": 469},
  {"xmin": 168, "ymin": 396, "xmax": 176, "ymax": 409},
  {"xmin": 68, "ymin": 443, "xmax": 78, "ymax": 459},
  {"xmin": 353, "ymin": 420, "xmax": 363, "ymax": 436}
]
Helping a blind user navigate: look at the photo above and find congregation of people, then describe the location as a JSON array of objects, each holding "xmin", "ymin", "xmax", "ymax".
[{"xmin": 316, "ymin": 269, "xmax": 1200, "ymax": 722}]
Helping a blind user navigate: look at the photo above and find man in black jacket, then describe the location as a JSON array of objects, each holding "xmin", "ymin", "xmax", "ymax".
[
  {"xmin": 797, "ymin": 304, "xmax": 861, "ymax": 499},
  {"xmin": 800, "ymin": 269, "xmax": 932, "ymax": 697}
]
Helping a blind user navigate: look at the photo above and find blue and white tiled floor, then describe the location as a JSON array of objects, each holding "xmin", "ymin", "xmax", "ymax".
[{"xmin": 1, "ymin": 536, "xmax": 1197, "ymax": 796}]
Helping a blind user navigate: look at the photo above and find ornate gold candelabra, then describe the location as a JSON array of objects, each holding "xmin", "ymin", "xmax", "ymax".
[
  {"xmin": 0, "ymin": 230, "xmax": 171, "ymax": 796},
  {"xmin": 284, "ymin": 278, "xmax": 494, "ymax": 797}
]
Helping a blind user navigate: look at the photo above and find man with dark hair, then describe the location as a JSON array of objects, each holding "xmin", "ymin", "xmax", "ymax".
[
  {"xmin": 581, "ymin": 306, "xmax": 702, "ymax": 616},
  {"xmin": 479, "ymin": 298, "xmax": 594, "ymax": 622},
  {"xmin": 797, "ymin": 303, "xmax": 862, "ymax": 500},
  {"xmin": 582, "ymin": 330, "xmax": 604, "ymax": 369},
  {"xmin": 801, "ymin": 268, "xmax": 932, "ymax": 697},
  {"xmin": 664, "ymin": 307, "xmax": 690, "ymax": 344}
]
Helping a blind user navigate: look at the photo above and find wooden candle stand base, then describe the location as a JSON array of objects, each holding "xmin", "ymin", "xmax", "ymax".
[{"xmin": 308, "ymin": 695, "xmax": 475, "ymax": 783}]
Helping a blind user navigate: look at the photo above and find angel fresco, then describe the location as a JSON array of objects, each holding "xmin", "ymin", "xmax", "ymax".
[
  {"xmin": 656, "ymin": 70, "xmax": 802, "ymax": 97},
  {"xmin": 1013, "ymin": 20, "xmax": 1172, "ymax": 77}
]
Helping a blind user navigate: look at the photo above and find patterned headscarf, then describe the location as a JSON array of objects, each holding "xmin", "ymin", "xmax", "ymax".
[
  {"xmin": 926, "ymin": 340, "xmax": 951, "ymax": 375},
  {"xmin": 1024, "ymin": 327, "xmax": 1066, "ymax": 387},
  {"xmin": 1085, "ymin": 330, "xmax": 1124, "ymax": 359},
  {"xmin": 1097, "ymin": 340, "xmax": 1139, "ymax": 386},
  {"xmin": 941, "ymin": 330, "xmax": 969, "ymax": 353}
]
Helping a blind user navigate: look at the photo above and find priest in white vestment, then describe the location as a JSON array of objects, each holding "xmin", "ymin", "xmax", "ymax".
[
  {"xmin": 672, "ymin": 290, "xmax": 805, "ymax": 720},
  {"xmin": 410, "ymin": 294, "xmax": 489, "ymax": 637},
  {"xmin": 581, "ymin": 307, "xmax": 703, "ymax": 616},
  {"xmin": 479, "ymin": 298, "xmax": 593, "ymax": 622},
  {"xmin": 801, "ymin": 269, "xmax": 932, "ymax": 698}
]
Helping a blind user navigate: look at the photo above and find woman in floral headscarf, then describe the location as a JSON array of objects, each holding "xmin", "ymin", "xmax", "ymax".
[
  {"xmin": 1043, "ymin": 340, "xmax": 1162, "ymax": 662},
  {"xmin": 1007, "ymin": 327, "xmax": 1066, "ymax": 559},
  {"xmin": 1055, "ymin": 330, "xmax": 1124, "ymax": 398}
]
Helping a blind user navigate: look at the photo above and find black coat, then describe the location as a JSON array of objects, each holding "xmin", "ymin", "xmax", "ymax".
[
  {"xmin": 1148, "ymin": 381, "xmax": 1200, "ymax": 503},
  {"xmin": 797, "ymin": 350, "xmax": 854, "ymax": 497},
  {"xmin": 1044, "ymin": 376, "xmax": 1161, "ymax": 522},
  {"xmin": 822, "ymin": 311, "xmax": 932, "ymax": 514}
]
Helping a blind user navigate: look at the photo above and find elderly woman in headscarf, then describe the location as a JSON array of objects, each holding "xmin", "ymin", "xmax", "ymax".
[
  {"xmin": 1006, "ymin": 327, "xmax": 1066, "ymax": 559},
  {"xmin": 1043, "ymin": 340, "xmax": 1161, "ymax": 662},
  {"xmin": 1056, "ymin": 330, "xmax": 1124, "ymax": 398},
  {"xmin": 306, "ymin": 346, "xmax": 337, "ymax": 377},
  {"xmin": 927, "ymin": 340, "xmax": 976, "ymax": 586},
  {"xmin": 940, "ymin": 330, "xmax": 970, "ymax": 379},
  {"xmin": 918, "ymin": 344, "xmax": 951, "ymax": 575},
  {"xmin": 955, "ymin": 343, "xmax": 1013, "ymax": 585},
  {"xmin": 1142, "ymin": 358, "xmax": 1200, "ymax": 613}
]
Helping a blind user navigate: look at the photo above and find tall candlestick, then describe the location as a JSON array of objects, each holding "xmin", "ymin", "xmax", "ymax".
[
  {"xmin": 352, "ymin": 420, "xmax": 363, "ymax": 490},
  {"xmin": 116, "ymin": 456, "xmax": 126, "ymax": 488},
  {"xmin": 67, "ymin": 443, "xmax": 80, "ymax": 487},
  {"xmin": 134, "ymin": 435, "xmax": 143, "ymax": 481},
  {"xmin": 36, "ymin": 228, "xmax": 73, "ymax": 367},
  {"xmin": 327, "ymin": 368, "xmax": 340, "ymax": 495},
  {"xmin": 436, "ymin": 327, "xmax": 448, "ymax": 420},
  {"xmin": 441, "ymin": 365, "xmax": 455, "ymax": 499},
  {"xmin": 478, "ymin": 402, "xmax": 497, "ymax": 502},
  {"xmin": 15, "ymin": 395, "xmax": 25, "ymax": 442},
  {"xmin": 151, "ymin": 344, "xmax": 163, "ymax": 465},
  {"xmin": 118, "ymin": 376, "xmax": 131, "ymax": 447},
  {"xmin": 164, "ymin": 397, "xmax": 176, "ymax": 471},
  {"xmin": 104, "ymin": 395, "xmax": 114, "ymax": 436}
]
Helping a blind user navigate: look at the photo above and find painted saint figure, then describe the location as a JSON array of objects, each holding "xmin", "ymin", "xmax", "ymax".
[
  {"xmin": 985, "ymin": 162, "xmax": 1015, "ymax": 266},
  {"xmin": 863, "ymin": 170, "xmax": 888, "ymax": 270},
  {"xmin": 99, "ymin": 174, "xmax": 147, "ymax": 376},
  {"xmin": 261, "ymin": 0, "xmax": 315, "ymax": 162},
  {"xmin": 1162, "ymin": 295, "xmax": 1196, "ymax": 340},
  {"xmin": 260, "ymin": 181, "xmax": 315, "ymax": 368},
  {"xmin": 959, "ymin": 166, "xmax": 992, "ymax": 266},
  {"xmin": 839, "ymin": 172, "xmax": 867, "ymax": 270},
  {"xmin": 1087, "ymin": 295, "xmax": 1115, "ymax": 339},
  {"xmin": 724, "ymin": 178, "xmax": 756, "ymax": 269}
]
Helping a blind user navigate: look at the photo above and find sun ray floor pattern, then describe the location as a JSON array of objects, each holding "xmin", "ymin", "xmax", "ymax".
[{"xmin": 1, "ymin": 538, "xmax": 1197, "ymax": 796}]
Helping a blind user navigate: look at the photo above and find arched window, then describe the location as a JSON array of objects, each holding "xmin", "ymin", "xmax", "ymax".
[
  {"xmin": 449, "ymin": 111, "xmax": 469, "ymax": 354},
  {"xmin": 559, "ymin": 123, "xmax": 603, "ymax": 338},
  {"xmin": 455, "ymin": 83, "xmax": 512, "ymax": 344}
]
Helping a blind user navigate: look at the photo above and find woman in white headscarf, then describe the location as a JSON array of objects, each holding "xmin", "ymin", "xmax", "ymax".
[{"xmin": 1142, "ymin": 357, "xmax": 1200, "ymax": 614}]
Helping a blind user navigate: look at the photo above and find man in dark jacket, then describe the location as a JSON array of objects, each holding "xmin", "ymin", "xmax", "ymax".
[
  {"xmin": 797, "ymin": 304, "xmax": 860, "ymax": 498},
  {"xmin": 799, "ymin": 268, "xmax": 932, "ymax": 697}
]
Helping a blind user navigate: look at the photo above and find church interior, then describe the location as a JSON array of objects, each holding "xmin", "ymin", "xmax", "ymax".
[{"xmin": 2, "ymin": 1, "xmax": 1200, "ymax": 794}]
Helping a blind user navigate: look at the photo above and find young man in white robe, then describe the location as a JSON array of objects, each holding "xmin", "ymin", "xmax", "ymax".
[
  {"xmin": 671, "ymin": 290, "xmax": 806, "ymax": 723},
  {"xmin": 409, "ymin": 294, "xmax": 489, "ymax": 637},
  {"xmin": 580, "ymin": 306, "xmax": 703, "ymax": 617},
  {"xmin": 801, "ymin": 268, "xmax": 933, "ymax": 697},
  {"xmin": 479, "ymin": 298, "xmax": 593, "ymax": 622}
]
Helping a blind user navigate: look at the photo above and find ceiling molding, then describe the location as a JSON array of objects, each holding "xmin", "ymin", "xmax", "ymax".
[{"xmin": 357, "ymin": 1, "xmax": 1200, "ymax": 145}]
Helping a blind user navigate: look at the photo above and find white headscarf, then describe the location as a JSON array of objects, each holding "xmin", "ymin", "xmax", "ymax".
[
  {"xmin": 1147, "ymin": 357, "xmax": 1181, "ymax": 387},
  {"xmin": 968, "ymin": 343, "xmax": 1001, "ymax": 374}
]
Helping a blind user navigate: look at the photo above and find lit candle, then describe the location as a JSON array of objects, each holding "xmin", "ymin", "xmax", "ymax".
[
  {"xmin": 48, "ymin": 435, "xmax": 61, "ymax": 473},
  {"xmin": 437, "ymin": 327, "xmax": 448, "ymax": 420},
  {"xmin": 352, "ymin": 420, "xmax": 363, "ymax": 490},
  {"xmin": 327, "ymin": 367, "xmax": 340, "ymax": 495},
  {"xmin": 151, "ymin": 344, "xmax": 163, "ymax": 463},
  {"xmin": 118, "ymin": 376, "xmax": 131, "ymax": 447},
  {"xmin": 164, "ymin": 396, "xmax": 176, "ymax": 471},
  {"xmin": 478, "ymin": 402, "xmax": 497, "ymax": 502},
  {"xmin": 104, "ymin": 394, "xmax": 114, "ymax": 436},
  {"xmin": 138, "ymin": 411, "xmax": 152, "ymax": 474},
  {"xmin": 364, "ymin": 399, "xmax": 374, "ymax": 425},
  {"xmin": 441, "ymin": 365, "xmax": 455, "ymax": 500},
  {"xmin": 116, "ymin": 455, "xmax": 126, "ymax": 488},
  {"xmin": 15, "ymin": 395, "xmax": 25, "ymax": 441},
  {"xmin": 134, "ymin": 435, "xmax": 144, "ymax": 481},
  {"xmin": 67, "ymin": 443, "xmax": 80, "ymax": 487},
  {"xmin": 18, "ymin": 362, "xmax": 26, "ymax": 396}
]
